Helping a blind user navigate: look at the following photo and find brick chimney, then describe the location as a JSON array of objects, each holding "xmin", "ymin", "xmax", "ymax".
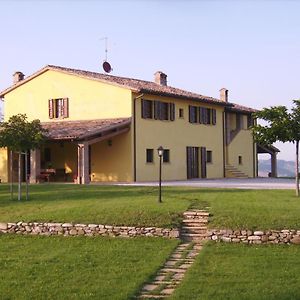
[
  {"xmin": 154, "ymin": 71, "xmax": 167, "ymax": 86},
  {"xmin": 220, "ymin": 88, "xmax": 228, "ymax": 102},
  {"xmin": 13, "ymin": 71, "xmax": 25, "ymax": 84}
]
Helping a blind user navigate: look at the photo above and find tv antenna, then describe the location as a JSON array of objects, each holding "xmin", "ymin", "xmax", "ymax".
[{"xmin": 100, "ymin": 37, "xmax": 113, "ymax": 73}]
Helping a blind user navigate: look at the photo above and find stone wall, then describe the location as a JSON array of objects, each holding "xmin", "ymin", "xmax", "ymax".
[
  {"xmin": 207, "ymin": 229, "xmax": 300, "ymax": 245},
  {"xmin": 0, "ymin": 222, "xmax": 179, "ymax": 239}
]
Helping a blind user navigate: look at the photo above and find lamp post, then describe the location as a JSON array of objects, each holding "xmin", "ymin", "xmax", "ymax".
[{"xmin": 157, "ymin": 146, "xmax": 164, "ymax": 203}]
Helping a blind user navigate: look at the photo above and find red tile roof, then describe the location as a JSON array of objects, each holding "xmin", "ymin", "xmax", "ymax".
[
  {"xmin": 42, "ymin": 118, "xmax": 131, "ymax": 141},
  {"xmin": 0, "ymin": 65, "xmax": 256, "ymax": 113}
]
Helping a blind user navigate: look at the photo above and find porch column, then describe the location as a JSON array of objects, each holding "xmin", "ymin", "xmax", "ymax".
[
  {"xmin": 77, "ymin": 143, "xmax": 90, "ymax": 184},
  {"xmin": 271, "ymin": 152, "xmax": 278, "ymax": 178},
  {"xmin": 30, "ymin": 149, "xmax": 41, "ymax": 183}
]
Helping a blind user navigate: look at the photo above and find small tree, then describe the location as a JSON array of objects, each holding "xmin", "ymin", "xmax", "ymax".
[
  {"xmin": 252, "ymin": 100, "xmax": 300, "ymax": 196},
  {"xmin": 0, "ymin": 114, "xmax": 46, "ymax": 200}
]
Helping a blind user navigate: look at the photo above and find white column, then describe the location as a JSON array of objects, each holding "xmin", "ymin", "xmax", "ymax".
[
  {"xmin": 30, "ymin": 149, "xmax": 41, "ymax": 183},
  {"xmin": 77, "ymin": 143, "xmax": 90, "ymax": 184}
]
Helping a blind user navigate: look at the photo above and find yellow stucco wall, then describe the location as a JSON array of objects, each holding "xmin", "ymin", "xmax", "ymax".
[
  {"xmin": 4, "ymin": 70, "xmax": 132, "ymax": 121},
  {"xmin": 91, "ymin": 131, "xmax": 132, "ymax": 182},
  {"xmin": 227, "ymin": 130, "xmax": 255, "ymax": 177},
  {"xmin": 0, "ymin": 148, "xmax": 8, "ymax": 182},
  {"xmin": 134, "ymin": 95, "xmax": 225, "ymax": 181}
]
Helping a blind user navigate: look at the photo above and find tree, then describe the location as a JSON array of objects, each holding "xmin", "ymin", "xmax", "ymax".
[
  {"xmin": 252, "ymin": 100, "xmax": 300, "ymax": 196},
  {"xmin": 0, "ymin": 114, "xmax": 46, "ymax": 200}
]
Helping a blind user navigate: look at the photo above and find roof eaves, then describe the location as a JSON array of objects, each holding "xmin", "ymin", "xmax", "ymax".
[
  {"xmin": 76, "ymin": 118, "xmax": 131, "ymax": 140},
  {"xmin": 47, "ymin": 66, "xmax": 140, "ymax": 93},
  {"xmin": 139, "ymin": 88, "xmax": 230, "ymax": 107}
]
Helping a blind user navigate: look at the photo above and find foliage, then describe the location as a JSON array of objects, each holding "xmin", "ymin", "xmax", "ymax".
[
  {"xmin": 0, "ymin": 235, "xmax": 177, "ymax": 300},
  {"xmin": 171, "ymin": 243, "xmax": 300, "ymax": 300},
  {"xmin": 252, "ymin": 100, "xmax": 300, "ymax": 196},
  {"xmin": 1, "ymin": 185, "xmax": 300, "ymax": 229},
  {"xmin": 0, "ymin": 114, "xmax": 46, "ymax": 151}
]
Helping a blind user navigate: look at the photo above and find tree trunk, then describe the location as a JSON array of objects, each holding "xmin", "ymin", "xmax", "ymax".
[
  {"xmin": 296, "ymin": 140, "xmax": 299, "ymax": 197},
  {"xmin": 10, "ymin": 150, "xmax": 13, "ymax": 200},
  {"xmin": 18, "ymin": 152, "xmax": 21, "ymax": 201},
  {"xmin": 25, "ymin": 150, "xmax": 28, "ymax": 200}
]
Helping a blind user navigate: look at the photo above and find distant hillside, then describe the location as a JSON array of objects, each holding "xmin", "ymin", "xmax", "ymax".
[{"xmin": 258, "ymin": 159, "xmax": 295, "ymax": 177}]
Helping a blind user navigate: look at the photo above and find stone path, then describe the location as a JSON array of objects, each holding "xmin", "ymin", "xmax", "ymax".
[{"xmin": 137, "ymin": 210, "xmax": 209, "ymax": 299}]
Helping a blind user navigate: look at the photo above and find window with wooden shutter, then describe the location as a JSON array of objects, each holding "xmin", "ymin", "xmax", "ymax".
[
  {"xmin": 170, "ymin": 103, "xmax": 175, "ymax": 121},
  {"xmin": 154, "ymin": 101, "xmax": 160, "ymax": 120},
  {"xmin": 189, "ymin": 106, "xmax": 197, "ymax": 123},
  {"xmin": 200, "ymin": 147, "xmax": 207, "ymax": 178},
  {"xmin": 49, "ymin": 98, "xmax": 69, "ymax": 119},
  {"xmin": 163, "ymin": 149, "xmax": 170, "ymax": 163},
  {"xmin": 48, "ymin": 99, "xmax": 54, "ymax": 119},
  {"xmin": 146, "ymin": 149, "xmax": 154, "ymax": 163},
  {"xmin": 141, "ymin": 100, "xmax": 153, "ymax": 119},
  {"xmin": 63, "ymin": 98, "xmax": 69, "ymax": 118},
  {"xmin": 247, "ymin": 115, "xmax": 253, "ymax": 129},
  {"xmin": 212, "ymin": 109, "xmax": 216, "ymax": 125}
]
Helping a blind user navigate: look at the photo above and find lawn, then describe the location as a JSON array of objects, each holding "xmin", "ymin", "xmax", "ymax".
[
  {"xmin": 0, "ymin": 234, "xmax": 178, "ymax": 300},
  {"xmin": 171, "ymin": 243, "xmax": 300, "ymax": 300},
  {"xmin": 1, "ymin": 184, "xmax": 300, "ymax": 229}
]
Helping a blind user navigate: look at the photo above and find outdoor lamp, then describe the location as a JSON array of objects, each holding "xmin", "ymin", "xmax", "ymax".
[{"xmin": 157, "ymin": 146, "xmax": 164, "ymax": 157}]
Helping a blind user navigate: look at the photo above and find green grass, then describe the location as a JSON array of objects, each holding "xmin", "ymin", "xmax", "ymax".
[
  {"xmin": 0, "ymin": 234, "xmax": 178, "ymax": 300},
  {"xmin": 171, "ymin": 243, "xmax": 300, "ymax": 300},
  {"xmin": 1, "ymin": 184, "xmax": 300, "ymax": 229}
]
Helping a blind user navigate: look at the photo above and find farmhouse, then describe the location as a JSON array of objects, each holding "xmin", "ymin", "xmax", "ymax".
[{"xmin": 0, "ymin": 65, "xmax": 278, "ymax": 183}]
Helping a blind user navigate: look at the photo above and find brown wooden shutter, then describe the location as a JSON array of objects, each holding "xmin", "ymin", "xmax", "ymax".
[
  {"xmin": 154, "ymin": 101, "xmax": 160, "ymax": 120},
  {"xmin": 141, "ymin": 100, "xmax": 146, "ymax": 118},
  {"xmin": 199, "ymin": 107, "xmax": 203, "ymax": 124},
  {"xmin": 189, "ymin": 106, "xmax": 193, "ymax": 123},
  {"xmin": 200, "ymin": 147, "xmax": 207, "ymax": 178},
  {"xmin": 63, "ymin": 98, "xmax": 69, "ymax": 118},
  {"xmin": 170, "ymin": 103, "xmax": 175, "ymax": 121},
  {"xmin": 48, "ymin": 99, "xmax": 54, "ymax": 119},
  {"xmin": 207, "ymin": 109, "xmax": 211, "ymax": 124},
  {"xmin": 212, "ymin": 109, "xmax": 216, "ymax": 125}
]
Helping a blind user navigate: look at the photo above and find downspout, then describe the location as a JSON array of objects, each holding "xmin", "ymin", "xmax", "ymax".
[{"xmin": 133, "ymin": 93, "xmax": 144, "ymax": 182}]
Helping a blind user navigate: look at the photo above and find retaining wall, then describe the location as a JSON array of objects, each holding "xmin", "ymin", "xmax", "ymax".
[
  {"xmin": 207, "ymin": 229, "xmax": 300, "ymax": 244},
  {"xmin": 0, "ymin": 222, "xmax": 179, "ymax": 239}
]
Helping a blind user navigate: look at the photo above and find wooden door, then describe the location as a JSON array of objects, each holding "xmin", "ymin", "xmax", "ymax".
[
  {"xmin": 200, "ymin": 147, "xmax": 207, "ymax": 178},
  {"xmin": 187, "ymin": 147, "xmax": 199, "ymax": 179}
]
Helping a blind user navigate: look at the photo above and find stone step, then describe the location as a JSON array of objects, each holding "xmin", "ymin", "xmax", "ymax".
[
  {"xmin": 182, "ymin": 219, "xmax": 208, "ymax": 224},
  {"xmin": 181, "ymin": 226, "xmax": 207, "ymax": 231},
  {"xmin": 181, "ymin": 233, "xmax": 208, "ymax": 238},
  {"xmin": 183, "ymin": 211, "xmax": 210, "ymax": 217}
]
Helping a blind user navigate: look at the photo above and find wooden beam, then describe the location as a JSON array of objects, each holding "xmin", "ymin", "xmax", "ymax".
[{"xmin": 84, "ymin": 127, "xmax": 129, "ymax": 146}]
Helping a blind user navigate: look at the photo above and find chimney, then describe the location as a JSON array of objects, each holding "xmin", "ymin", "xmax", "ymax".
[
  {"xmin": 220, "ymin": 88, "xmax": 228, "ymax": 102},
  {"xmin": 154, "ymin": 71, "xmax": 167, "ymax": 86},
  {"xmin": 13, "ymin": 71, "xmax": 25, "ymax": 84}
]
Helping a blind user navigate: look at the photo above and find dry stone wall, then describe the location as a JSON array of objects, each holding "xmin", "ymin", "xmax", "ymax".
[
  {"xmin": 0, "ymin": 222, "xmax": 179, "ymax": 239},
  {"xmin": 207, "ymin": 229, "xmax": 300, "ymax": 245}
]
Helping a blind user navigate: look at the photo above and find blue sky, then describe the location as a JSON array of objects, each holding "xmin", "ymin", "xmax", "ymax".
[{"xmin": 1, "ymin": 0, "xmax": 299, "ymax": 160}]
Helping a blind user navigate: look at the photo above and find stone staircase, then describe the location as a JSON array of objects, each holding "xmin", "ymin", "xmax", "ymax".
[
  {"xmin": 225, "ymin": 164, "xmax": 248, "ymax": 178},
  {"xmin": 180, "ymin": 210, "xmax": 209, "ymax": 243}
]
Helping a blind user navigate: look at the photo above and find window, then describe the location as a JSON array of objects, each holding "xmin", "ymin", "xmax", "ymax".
[
  {"xmin": 163, "ymin": 149, "xmax": 170, "ymax": 163},
  {"xmin": 141, "ymin": 100, "xmax": 153, "ymax": 119},
  {"xmin": 189, "ymin": 106, "xmax": 216, "ymax": 125},
  {"xmin": 179, "ymin": 108, "xmax": 184, "ymax": 118},
  {"xmin": 206, "ymin": 150, "xmax": 212, "ymax": 163},
  {"xmin": 247, "ymin": 115, "xmax": 253, "ymax": 129},
  {"xmin": 146, "ymin": 149, "xmax": 154, "ymax": 163},
  {"xmin": 49, "ymin": 98, "xmax": 69, "ymax": 119},
  {"xmin": 238, "ymin": 155, "xmax": 243, "ymax": 165},
  {"xmin": 189, "ymin": 106, "xmax": 198, "ymax": 123},
  {"xmin": 141, "ymin": 99, "xmax": 175, "ymax": 121}
]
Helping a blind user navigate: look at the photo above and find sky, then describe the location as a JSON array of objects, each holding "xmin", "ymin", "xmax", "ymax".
[{"xmin": 0, "ymin": 0, "xmax": 299, "ymax": 160}]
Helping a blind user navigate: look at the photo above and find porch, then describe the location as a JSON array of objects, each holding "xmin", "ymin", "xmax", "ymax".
[{"xmin": 29, "ymin": 118, "xmax": 132, "ymax": 184}]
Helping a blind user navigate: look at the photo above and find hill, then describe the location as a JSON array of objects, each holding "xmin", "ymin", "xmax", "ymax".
[{"xmin": 258, "ymin": 159, "xmax": 295, "ymax": 177}]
